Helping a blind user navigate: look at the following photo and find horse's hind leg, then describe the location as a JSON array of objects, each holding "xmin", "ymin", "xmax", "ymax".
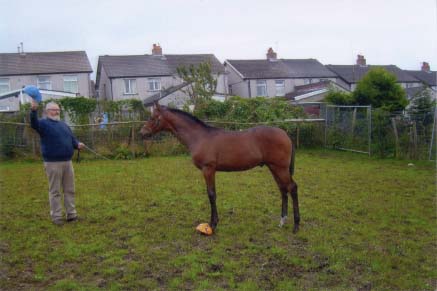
[
  {"xmin": 290, "ymin": 177, "xmax": 300, "ymax": 233},
  {"xmin": 270, "ymin": 166, "xmax": 300, "ymax": 233},
  {"xmin": 269, "ymin": 166, "xmax": 290, "ymax": 227}
]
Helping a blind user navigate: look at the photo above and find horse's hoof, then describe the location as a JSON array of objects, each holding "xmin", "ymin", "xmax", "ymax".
[
  {"xmin": 292, "ymin": 225, "xmax": 299, "ymax": 234},
  {"xmin": 279, "ymin": 216, "xmax": 287, "ymax": 227}
]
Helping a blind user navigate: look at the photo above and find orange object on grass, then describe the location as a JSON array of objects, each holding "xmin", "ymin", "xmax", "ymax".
[{"xmin": 196, "ymin": 223, "xmax": 213, "ymax": 235}]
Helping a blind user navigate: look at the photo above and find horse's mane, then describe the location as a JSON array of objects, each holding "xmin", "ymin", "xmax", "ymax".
[{"xmin": 166, "ymin": 107, "xmax": 218, "ymax": 131}]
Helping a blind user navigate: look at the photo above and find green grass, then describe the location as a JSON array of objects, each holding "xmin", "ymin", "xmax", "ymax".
[{"xmin": 0, "ymin": 150, "xmax": 436, "ymax": 290}]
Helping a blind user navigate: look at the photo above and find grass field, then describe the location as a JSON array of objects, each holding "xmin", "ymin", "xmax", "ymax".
[{"xmin": 0, "ymin": 150, "xmax": 436, "ymax": 290}]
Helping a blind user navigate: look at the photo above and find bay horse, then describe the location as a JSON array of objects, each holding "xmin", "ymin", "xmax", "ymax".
[{"xmin": 140, "ymin": 102, "xmax": 300, "ymax": 233}]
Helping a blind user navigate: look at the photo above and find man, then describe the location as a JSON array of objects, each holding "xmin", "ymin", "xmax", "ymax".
[{"xmin": 30, "ymin": 100, "xmax": 85, "ymax": 225}]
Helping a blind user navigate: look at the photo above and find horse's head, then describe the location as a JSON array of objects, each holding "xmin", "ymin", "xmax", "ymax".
[{"xmin": 140, "ymin": 102, "xmax": 167, "ymax": 138}]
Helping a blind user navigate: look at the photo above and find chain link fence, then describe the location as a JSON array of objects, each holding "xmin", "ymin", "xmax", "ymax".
[
  {"xmin": 0, "ymin": 119, "xmax": 325, "ymax": 161},
  {"xmin": 1, "ymin": 105, "xmax": 435, "ymax": 161}
]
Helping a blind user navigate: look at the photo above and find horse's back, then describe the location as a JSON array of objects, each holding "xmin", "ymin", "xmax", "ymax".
[{"xmin": 194, "ymin": 126, "xmax": 292, "ymax": 171}]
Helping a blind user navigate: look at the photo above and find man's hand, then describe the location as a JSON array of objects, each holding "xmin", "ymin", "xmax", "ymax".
[
  {"xmin": 78, "ymin": 142, "xmax": 85, "ymax": 150},
  {"xmin": 31, "ymin": 99, "xmax": 38, "ymax": 111}
]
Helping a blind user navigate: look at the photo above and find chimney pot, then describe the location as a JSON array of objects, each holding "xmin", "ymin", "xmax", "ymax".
[
  {"xmin": 152, "ymin": 43, "xmax": 162, "ymax": 56},
  {"xmin": 421, "ymin": 62, "xmax": 430, "ymax": 72},
  {"xmin": 356, "ymin": 54, "xmax": 366, "ymax": 66},
  {"xmin": 266, "ymin": 47, "xmax": 277, "ymax": 61}
]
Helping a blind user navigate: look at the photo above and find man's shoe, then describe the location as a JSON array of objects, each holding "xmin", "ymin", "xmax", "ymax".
[{"xmin": 66, "ymin": 216, "xmax": 78, "ymax": 223}]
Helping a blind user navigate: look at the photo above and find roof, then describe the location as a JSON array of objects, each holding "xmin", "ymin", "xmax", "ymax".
[
  {"xmin": 326, "ymin": 65, "xmax": 419, "ymax": 84},
  {"xmin": 225, "ymin": 58, "xmax": 337, "ymax": 79},
  {"xmin": 143, "ymin": 82, "xmax": 190, "ymax": 106},
  {"xmin": 405, "ymin": 85, "xmax": 432, "ymax": 100},
  {"xmin": 284, "ymin": 80, "xmax": 349, "ymax": 99},
  {"xmin": 97, "ymin": 54, "xmax": 225, "ymax": 79},
  {"xmin": 0, "ymin": 51, "xmax": 92, "ymax": 76},
  {"xmin": 405, "ymin": 70, "xmax": 437, "ymax": 86}
]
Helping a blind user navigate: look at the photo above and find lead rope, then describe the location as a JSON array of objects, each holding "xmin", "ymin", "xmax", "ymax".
[{"xmin": 82, "ymin": 144, "xmax": 112, "ymax": 161}]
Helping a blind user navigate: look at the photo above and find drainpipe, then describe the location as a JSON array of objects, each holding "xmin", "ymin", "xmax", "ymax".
[
  {"xmin": 248, "ymin": 79, "xmax": 251, "ymax": 98},
  {"xmin": 110, "ymin": 78, "xmax": 114, "ymax": 101}
]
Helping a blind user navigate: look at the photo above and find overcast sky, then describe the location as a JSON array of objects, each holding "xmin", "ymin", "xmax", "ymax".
[{"xmin": 1, "ymin": 0, "xmax": 436, "ymax": 78}]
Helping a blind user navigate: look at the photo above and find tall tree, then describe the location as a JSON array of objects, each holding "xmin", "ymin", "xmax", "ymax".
[
  {"xmin": 177, "ymin": 62, "xmax": 217, "ymax": 106},
  {"xmin": 353, "ymin": 67, "xmax": 407, "ymax": 112},
  {"xmin": 407, "ymin": 87, "xmax": 435, "ymax": 126},
  {"xmin": 324, "ymin": 90, "xmax": 354, "ymax": 105}
]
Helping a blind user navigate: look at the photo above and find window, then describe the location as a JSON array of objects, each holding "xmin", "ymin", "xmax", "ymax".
[
  {"xmin": 304, "ymin": 79, "xmax": 311, "ymax": 85},
  {"xmin": 256, "ymin": 80, "xmax": 267, "ymax": 96},
  {"xmin": 275, "ymin": 80, "xmax": 285, "ymax": 96},
  {"xmin": 0, "ymin": 78, "xmax": 10, "ymax": 93},
  {"xmin": 64, "ymin": 75, "xmax": 78, "ymax": 93},
  {"xmin": 37, "ymin": 76, "xmax": 52, "ymax": 90},
  {"xmin": 148, "ymin": 78, "xmax": 161, "ymax": 91},
  {"xmin": 124, "ymin": 79, "xmax": 137, "ymax": 94}
]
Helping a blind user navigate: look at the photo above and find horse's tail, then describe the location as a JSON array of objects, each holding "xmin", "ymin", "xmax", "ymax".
[{"xmin": 290, "ymin": 141, "xmax": 295, "ymax": 176}]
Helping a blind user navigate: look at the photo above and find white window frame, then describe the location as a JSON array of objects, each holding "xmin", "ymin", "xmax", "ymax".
[
  {"xmin": 63, "ymin": 75, "xmax": 78, "ymax": 93},
  {"xmin": 37, "ymin": 76, "xmax": 52, "ymax": 90},
  {"xmin": 256, "ymin": 80, "xmax": 267, "ymax": 97},
  {"xmin": 148, "ymin": 78, "xmax": 161, "ymax": 92},
  {"xmin": 0, "ymin": 78, "xmax": 10, "ymax": 94},
  {"xmin": 275, "ymin": 80, "xmax": 285, "ymax": 96},
  {"xmin": 124, "ymin": 79, "xmax": 137, "ymax": 94}
]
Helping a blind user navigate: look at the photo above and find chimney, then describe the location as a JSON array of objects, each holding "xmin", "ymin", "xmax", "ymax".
[
  {"xmin": 356, "ymin": 54, "xmax": 366, "ymax": 66},
  {"xmin": 152, "ymin": 43, "xmax": 162, "ymax": 56},
  {"xmin": 421, "ymin": 62, "xmax": 430, "ymax": 72},
  {"xmin": 266, "ymin": 47, "xmax": 277, "ymax": 61}
]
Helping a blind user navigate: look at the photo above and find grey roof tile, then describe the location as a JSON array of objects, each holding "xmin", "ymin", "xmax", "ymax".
[
  {"xmin": 326, "ymin": 65, "xmax": 419, "ymax": 83},
  {"xmin": 99, "ymin": 54, "xmax": 224, "ymax": 78},
  {"xmin": 226, "ymin": 58, "xmax": 337, "ymax": 79},
  {"xmin": 0, "ymin": 51, "xmax": 92, "ymax": 76},
  {"xmin": 405, "ymin": 70, "xmax": 437, "ymax": 86}
]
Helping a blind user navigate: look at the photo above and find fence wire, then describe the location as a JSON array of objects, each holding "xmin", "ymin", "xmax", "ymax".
[
  {"xmin": 325, "ymin": 105, "xmax": 372, "ymax": 155},
  {"xmin": 1, "ymin": 106, "xmax": 435, "ymax": 161},
  {"xmin": 0, "ymin": 119, "xmax": 325, "ymax": 160}
]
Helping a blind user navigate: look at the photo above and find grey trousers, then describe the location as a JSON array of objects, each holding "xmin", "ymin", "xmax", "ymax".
[{"xmin": 44, "ymin": 161, "xmax": 77, "ymax": 221}]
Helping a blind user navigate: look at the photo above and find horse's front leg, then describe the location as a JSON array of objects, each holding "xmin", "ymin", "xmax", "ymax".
[{"xmin": 202, "ymin": 166, "xmax": 218, "ymax": 230}]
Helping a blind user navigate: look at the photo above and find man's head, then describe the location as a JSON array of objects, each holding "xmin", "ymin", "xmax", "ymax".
[{"xmin": 45, "ymin": 102, "xmax": 61, "ymax": 121}]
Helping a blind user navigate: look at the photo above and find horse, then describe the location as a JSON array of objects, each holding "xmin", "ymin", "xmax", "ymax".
[{"xmin": 140, "ymin": 102, "xmax": 300, "ymax": 233}]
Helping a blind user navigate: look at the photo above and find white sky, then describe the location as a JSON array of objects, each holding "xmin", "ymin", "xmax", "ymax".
[{"xmin": 1, "ymin": 0, "xmax": 436, "ymax": 78}]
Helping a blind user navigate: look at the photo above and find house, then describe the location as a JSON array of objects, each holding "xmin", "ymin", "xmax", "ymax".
[
  {"xmin": 95, "ymin": 44, "xmax": 227, "ymax": 107},
  {"xmin": 405, "ymin": 62, "xmax": 437, "ymax": 93},
  {"xmin": 284, "ymin": 79, "xmax": 349, "ymax": 102},
  {"xmin": 0, "ymin": 49, "xmax": 93, "ymax": 112},
  {"xmin": 326, "ymin": 55, "xmax": 421, "ymax": 91},
  {"xmin": 224, "ymin": 48, "xmax": 338, "ymax": 99}
]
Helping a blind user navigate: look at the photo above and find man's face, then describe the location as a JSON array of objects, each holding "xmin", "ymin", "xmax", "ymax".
[{"xmin": 46, "ymin": 104, "xmax": 61, "ymax": 121}]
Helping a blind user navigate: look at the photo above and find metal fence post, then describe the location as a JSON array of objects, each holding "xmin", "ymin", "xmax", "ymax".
[{"xmin": 368, "ymin": 106, "xmax": 372, "ymax": 157}]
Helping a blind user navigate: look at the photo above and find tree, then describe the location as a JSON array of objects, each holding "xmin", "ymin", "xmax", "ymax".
[
  {"xmin": 407, "ymin": 87, "xmax": 435, "ymax": 127},
  {"xmin": 324, "ymin": 90, "xmax": 354, "ymax": 105},
  {"xmin": 353, "ymin": 67, "xmax": 407, "ymax": 112},
  {"xmin": 176, "ymin": 62, "xmax": 217, "ymax": 106}
]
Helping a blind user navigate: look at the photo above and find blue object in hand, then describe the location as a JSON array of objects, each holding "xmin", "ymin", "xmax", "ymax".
[{"xmin": 23, "ymin": 85, "xmax": 42, "ymax": 103}]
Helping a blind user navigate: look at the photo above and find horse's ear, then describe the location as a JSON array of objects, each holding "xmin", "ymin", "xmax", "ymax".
[{"xmin": 154, "ymin": 101, "xmax": 162, "ymax": 112}]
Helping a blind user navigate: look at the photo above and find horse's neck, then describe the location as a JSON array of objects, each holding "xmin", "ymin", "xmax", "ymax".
[{"xmin": 166, "ymin": 114, "xmax": 208, "ymax": 150}]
